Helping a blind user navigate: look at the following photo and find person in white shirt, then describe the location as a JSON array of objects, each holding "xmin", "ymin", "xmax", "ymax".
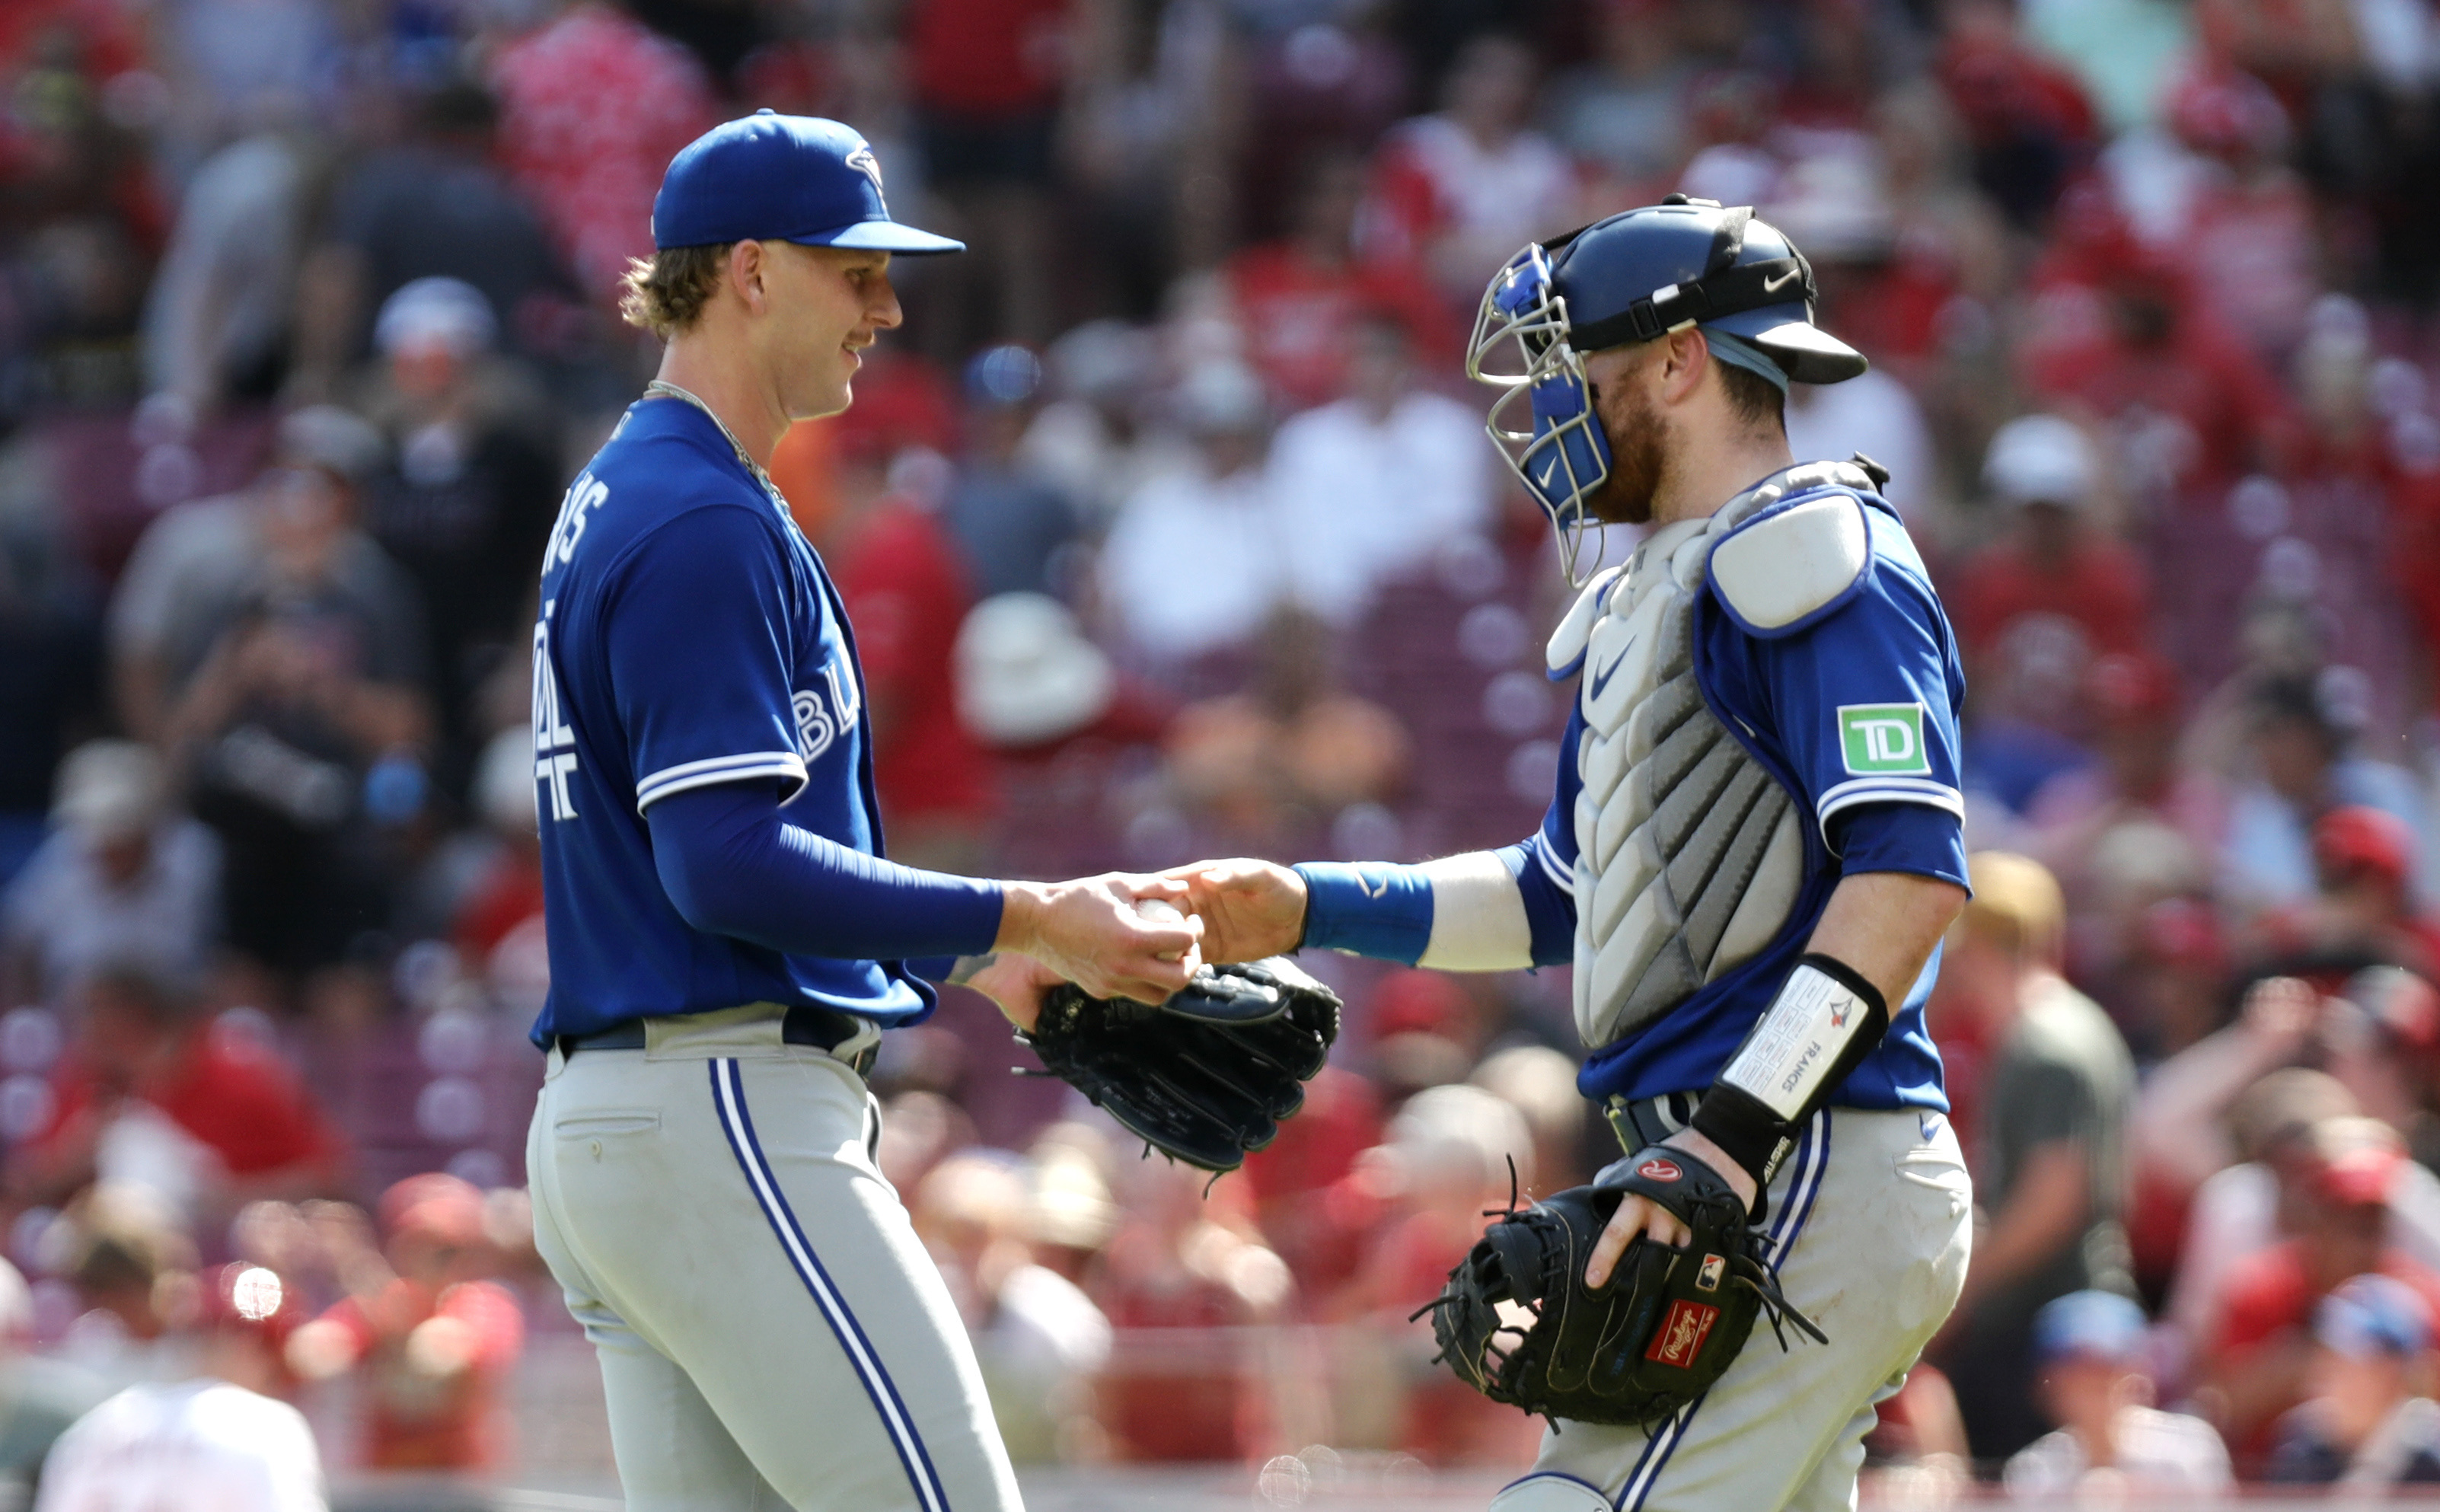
[
  {"xmin": 37, "ymin": 1262, "xmax": 325, "ymax": 1512},
  {"xmin": 1, "ymin": 742, "xmax": 221, "ymax": 1008},
  {"xmin": 2004, "ymin": 1290, "xmax": 2234, "ymax": 1501},
  {"xmin": 1266, "ymin": 315, "xmax": 1490, "ymax": 624},
  {"xmin": 1097, "ymin": 362, "xmax": 1284, "ymax": 664}
]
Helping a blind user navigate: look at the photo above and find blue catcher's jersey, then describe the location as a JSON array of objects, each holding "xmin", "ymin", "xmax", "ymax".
[
  {"xmin": 527, "ymin": 397, "xmax": 932, "ymax": 1045},
  {"xmin": 1527, "ymin": 485, "xmax": 1969, "ymax": 1112}
]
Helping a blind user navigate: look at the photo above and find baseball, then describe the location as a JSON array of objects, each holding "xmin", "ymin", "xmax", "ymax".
[{"xmin": 1135, "ymin": 897, "xmax": 1194, "ymax": 961}]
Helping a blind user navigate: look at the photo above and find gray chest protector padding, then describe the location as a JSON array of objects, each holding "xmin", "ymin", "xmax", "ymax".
[{"xmin": 1556, "ymin": 463, "xmax": 1876, "ymax": 1051}]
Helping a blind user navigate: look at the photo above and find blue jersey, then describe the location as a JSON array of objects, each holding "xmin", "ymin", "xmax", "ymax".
[
  {"xmin": 528, "ymin": 396, "xmax": 933, "ymax": 1044},
  {"xmin": 1528, "ymin": 486, "xmax": 1969, "ymax": 1111}
]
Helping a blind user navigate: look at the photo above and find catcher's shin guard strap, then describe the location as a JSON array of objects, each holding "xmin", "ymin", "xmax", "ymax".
[{"xmin": 1694, "ymin": 953, "xmax": 1888, "ymax": 1186}]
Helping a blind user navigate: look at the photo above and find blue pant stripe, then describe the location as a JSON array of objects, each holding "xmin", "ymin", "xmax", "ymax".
[
  {"xmin": 1619, "ymin": 1108, "xmax": 1832, "ymax": 1510},
  {"xmin": 710, "ymin": 1057, "xmax": 952, "ymax": 1512}
]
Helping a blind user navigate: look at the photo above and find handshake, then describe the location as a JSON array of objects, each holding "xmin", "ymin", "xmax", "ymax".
[
  {"xmin": 961, "ymin": 858, "xmax": 1310, "ymax": 1031},
  {"xmin": 962, "ymin": 856, "xmax": 1341, "ymax": 1175}
]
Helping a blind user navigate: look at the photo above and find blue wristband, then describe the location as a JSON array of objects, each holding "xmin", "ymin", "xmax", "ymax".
[{"xmin": 1292, "ymin": 861, "xmax": 1434, "ymax": 965}]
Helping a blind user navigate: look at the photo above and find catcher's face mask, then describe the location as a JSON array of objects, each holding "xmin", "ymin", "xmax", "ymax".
[{"xmin": 1469, "ymin": 243, "xmax": 1613, "ymax": 589}]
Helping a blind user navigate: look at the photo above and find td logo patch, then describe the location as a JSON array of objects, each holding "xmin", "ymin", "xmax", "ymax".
[{"xmin": 1838, "ymin": 703, "xmax": 1930, "ymax": 776}]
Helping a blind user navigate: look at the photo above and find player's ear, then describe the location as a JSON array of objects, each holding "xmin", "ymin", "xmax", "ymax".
[
  {"xmin": 729, "ymin": 240, "xmax": 769, "ymax": 315},
  {"xmin": 1657, "ymin": 327, "xmax": 1708, "ymax": 407}
]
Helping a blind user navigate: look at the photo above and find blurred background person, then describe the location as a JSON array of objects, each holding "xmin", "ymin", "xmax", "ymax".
[
  {"xmin": 1934, "ymin": 852, "xmax": 2138, "ymax": 1465},
  {"xmin": 35, "ymin": 1262, "xmax": 324, "ymax": 1512},
  {"xmin": 2267, "ymin": 1272, "xmax": 2440, "ymax": 1486},
  {"xmin": 2003, "ymin": 1289, "xmax": 2232, "ymax": 1500},
  {"xmin": 284, "ymin": 1174, "xmax": 521, "ymax": 1474},
  {"xmin": 2198, "ymin": 1116, "xmax": 2440, "ymax": 1466},
  {"xmin": 1, "ymin": 741, "xmax": 218, "ymax": 1009},
  {"xmin": 0, "ymin": 1256, "xmax": 102, "ymax": 1505},
  {"xmin": 11, "ymin": 965, "xmax": 343, "ymax": 1229}
]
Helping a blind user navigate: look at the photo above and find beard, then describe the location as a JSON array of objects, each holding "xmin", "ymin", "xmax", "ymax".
[{"xmin": 1579, "ymin": 378, "xmax": 1670, "ymax": 526}]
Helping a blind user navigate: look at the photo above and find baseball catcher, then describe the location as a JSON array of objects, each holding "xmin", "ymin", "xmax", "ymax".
[{"xmin": 1175, "ymin": 196, "xmax": 1976, "ymax": 1511}]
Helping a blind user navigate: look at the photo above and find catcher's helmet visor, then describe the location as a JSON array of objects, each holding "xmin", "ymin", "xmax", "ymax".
[{"xmin": 1468, "ymin": 244, "xmax": 1615, "ymax": 589}]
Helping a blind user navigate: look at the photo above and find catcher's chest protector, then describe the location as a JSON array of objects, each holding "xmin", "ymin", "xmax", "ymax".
[{"xmin": 1553, "ymin": 467, "xmax": 1880, "ymax": 1051}]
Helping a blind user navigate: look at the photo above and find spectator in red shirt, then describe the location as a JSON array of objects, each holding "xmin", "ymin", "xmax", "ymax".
[
  {"xmin": 1332, "ymin": 1083, "xmax": 1540, "ymax": 1467},
  {"xmin": 2019, "ymin": 241, "xmax": 2288, "ymax": 504},
  {"xmin": 1222, "ymin": 154, "xmax": 1447, "ymax": 414},
  {"xmin": 486, "ymin": 2, "xmax": 718, "ymax": 307},
  {"xmin": 1953, "ymin": 415, "xmax": 2153, "ymax": 732},
  {"xmin": 1360, "ymin": 33, "xmax": 1577, "ymax": 317},
  {"xmin": 2164, "ymin": 69, "xmax": 2317, "ymax": 364},
  {"xmin": 2200, "ymin": 1115, "xmax": 2440, "ymax": 1466},
  {"xmin": 1933, "ymin": 0, "xmax": 2098, "ymax": 225},
  {"xmin": 1953, "ymin": 415, "xmax": 2155, "ymax": 811},
  {"xmin": 822, "ymin": 423, "xmax": 997, "ymax": 873},
  {"xmin": 285, "ymin": 1173, "xmax": 525, "ymax": 1472},
  {"xmin": 14, "ymin": 965, "xmax": 344, "ymax": 1220},
  {"xmin": 1089, "ymin": 1160, "xmax": 1287, "ymax": 1462},
  {"xmin": 904, "ymin": 0, "xmax": 1070, "ymax": 349},
  {"xmin": 2249, "ymin": 808, "xmax": 2440, "ymax": 984}
]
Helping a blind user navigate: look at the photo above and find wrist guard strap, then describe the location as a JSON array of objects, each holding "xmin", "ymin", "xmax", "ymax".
[{"xmin": 1692, "ymin": 953, "xmax": 1891, "ymax": 1188}]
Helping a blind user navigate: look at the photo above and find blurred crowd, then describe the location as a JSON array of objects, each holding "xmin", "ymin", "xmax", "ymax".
[{"xmin": 5, "ymin": 0, "xmax": 2440, "ymax": 1498}]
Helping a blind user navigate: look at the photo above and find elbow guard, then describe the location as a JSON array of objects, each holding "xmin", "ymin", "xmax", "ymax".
[{"xmin": 1691, "ymin": 953, "xmax": 1890, "ymax": 1188}]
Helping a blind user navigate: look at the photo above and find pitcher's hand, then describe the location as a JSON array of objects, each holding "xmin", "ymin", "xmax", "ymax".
[{"xmin": 997, "ymin": 873, "xmax": 1203, "ymax": 1006}]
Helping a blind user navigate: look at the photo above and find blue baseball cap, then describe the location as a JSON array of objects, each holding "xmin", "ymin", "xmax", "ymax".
[
  {"xmin": 2032, "ymin": 1290, "xmax": 2150, "ymax": 1364},
  {"xmin": 652, "ymin": 111, "xmax": 965, "ymax": 255},
  {"xmin": 2316, "ymin": 1274, "xmax": 2433, "ymax": 1357}
]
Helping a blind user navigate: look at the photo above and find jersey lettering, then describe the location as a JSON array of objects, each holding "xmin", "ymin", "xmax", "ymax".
[
  {"xmin": 545, "ymin": 474, "xmax": 611, "ymax": 572},
  {"xmin": 532, "ymin": 604, "xmax": 580, "ymax": 821},
  {"xmin": 791, "ymin": 658, "xmax": 862, "ymax": 765},
  {"xmin": 793, "ymin": 687, "xmax": 835, "ymax": 763}
]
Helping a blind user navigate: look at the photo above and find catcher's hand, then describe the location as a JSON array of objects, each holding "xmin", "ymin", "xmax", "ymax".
[
  {"xmin": 1418, "ymin": 1150, "xmax": 1823, "ymax": 1427},
  {"xmin": 1018, "ymin": 958, "xmax": 1341, "ymax": 1172},
  {"xmin": 1585, "ymin": 1127, "xmax": 1758, "ymax": 1287}
]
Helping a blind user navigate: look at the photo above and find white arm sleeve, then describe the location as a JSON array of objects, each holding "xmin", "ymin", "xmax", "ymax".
[{"xmin": 1415, "ymin": 850, "xmax": 1536, "ymax": 971}]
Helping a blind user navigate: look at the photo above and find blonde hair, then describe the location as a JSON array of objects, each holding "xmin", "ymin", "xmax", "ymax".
[
  {"xmin": 1961, "ymin": 851, "xmax": 2066, "ymax": 961},
  {"xmin": 617, "ymin": 243, "xmax": 733, "ymax": 339}
]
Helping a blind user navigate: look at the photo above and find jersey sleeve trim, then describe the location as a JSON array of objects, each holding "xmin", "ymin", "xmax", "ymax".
[
  {"xmin": 1526, "ymin": 829, "xmax": 1576, "ymax": 896},
  {"xmin": 636, "ymin": 751, "xmax": 810, "ymax": 813},
  {"xmin": 1814, "ymin": 776, "xmax": 1964, "ymax": 845}
]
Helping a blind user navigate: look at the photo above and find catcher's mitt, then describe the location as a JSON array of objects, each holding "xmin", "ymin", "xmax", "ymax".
[
  {"xmin": 1019, "ymin": 958, "xmax": 1341, "ymax": 1172},
  {"xmin": 1416, "ymin": 1147, "xmax": 1823, "ymax": 1426}
]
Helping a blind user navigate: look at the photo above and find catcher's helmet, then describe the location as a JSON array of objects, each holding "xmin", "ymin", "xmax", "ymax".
[{"xmin": 1467, "ymin": 196, "xmax": 1867, "ymax": 583}]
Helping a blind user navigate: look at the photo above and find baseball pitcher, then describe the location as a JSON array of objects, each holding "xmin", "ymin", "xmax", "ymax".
[
  {"xmin": 520, "ymin": 113, "xmax": 1204, "ymax": 1512},
  {"xmin": 1176, "ymin": 197, "xmax": 1978, "ymax": 1510}
]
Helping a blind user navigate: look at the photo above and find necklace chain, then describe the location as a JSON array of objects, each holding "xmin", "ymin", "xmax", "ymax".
[{"xmin": 644, "ymin": 381, "xmax": 782, "ymax": 496}]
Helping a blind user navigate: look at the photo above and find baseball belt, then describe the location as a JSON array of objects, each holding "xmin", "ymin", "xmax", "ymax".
[{"xmin": 557, "ymin": 1004, "xmax": 879, "ymax": 1077}]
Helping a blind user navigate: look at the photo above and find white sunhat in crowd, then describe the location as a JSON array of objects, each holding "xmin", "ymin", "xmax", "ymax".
[
  {"xmin": 51, "ymin": 739, "xmax": 166, "ymax": 843},
  {"xmin": 375, "ymin": 276, "xmax": 499, "ymax": 359},
  {"xmin": 955, "ymin": 592, "xmax": 1115, "ymax": 748},
  {"xmin": 1982, "ymin": 413, "xmax": 2095, "ymax": 509},
  {"xmin": 276, "ymin": 404, "xmax": 388, "ymax": 483}
]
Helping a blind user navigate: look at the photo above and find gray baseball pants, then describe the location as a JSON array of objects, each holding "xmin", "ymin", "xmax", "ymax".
[{"xmin": 526, "ymin": 1006, "xmax": 1024, "ymax": 1512}]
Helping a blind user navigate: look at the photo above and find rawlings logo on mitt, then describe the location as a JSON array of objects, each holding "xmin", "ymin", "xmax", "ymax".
[
  {"xmin": 1415, "ymin": 1148, "xmax": 1823, "ymax": 1426},
  {"xmin": 1018, "ymin": 959, "xmax": 1341, "ymax": 1173}
]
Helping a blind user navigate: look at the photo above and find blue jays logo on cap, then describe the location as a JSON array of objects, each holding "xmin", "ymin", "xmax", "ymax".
[
  {"xmin": 844, "ymin": 144, "xmax": 885, "ymax": 203},
  {"xmin": 652, "ymin": 111, "xmax": 962, "ymax": 256}
]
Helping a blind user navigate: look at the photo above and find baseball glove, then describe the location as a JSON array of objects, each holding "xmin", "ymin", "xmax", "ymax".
[
  {"xmin": 1018, "ymin": 958, "xmax": 1341, "ymax": 1173},
  {"xmin": 1416, "ymin": 1147, "xmax": 1824, "ymax": 1426}
]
